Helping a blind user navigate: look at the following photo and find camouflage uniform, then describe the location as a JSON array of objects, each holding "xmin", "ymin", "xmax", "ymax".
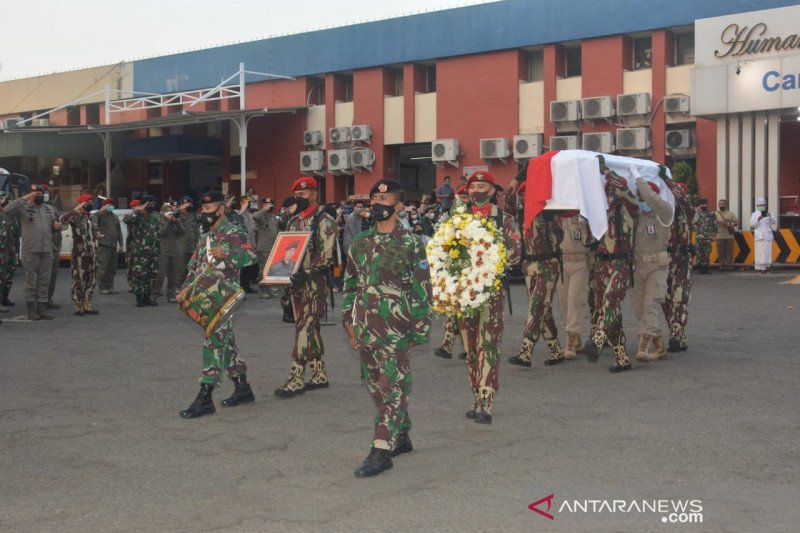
[
  {"xmin": 60, "ymin": 210, "xmax": 98, "ymax": 312},
  {"xmin": 693, "ymin": 207, "xmax": 717, "ymax": 273},
  {"xmin": 585, "ymin": 171, "xmax": 639, "ymax": 371},
  {"xmin": 125, "ymin": 222, "xmax": 136, "ymax": 292},
  {"xmin": 509, "ymin": 212, "xmax": 564, "ymax": 366},
  {"xmin": 181, "ymin": 218, "xmax": 256, "ymax": 384},
  {"xmin": 437, "ymin": 316, "xmax": 462, "ymax": 358},
  {"xmin": 456, "ymin": 204, "xmax": 521, "ymax": 418},
  {"xmin": 342, "ymin": 223, "xmax": 432, "ymax": 451},
  {"xmin": 0, "ymin": 204, "xmax": 16, "ymax": 311},
  {"xmin": 123, "ymin": 211, "xmax": 161, "ymax": 297},
  {"xmin": 276, "ymin": 205, "xmax": 336, "ymax": 395},
  {"xmin": 663, "ymin": 189, "xmax": 695, "ymax": 352}
]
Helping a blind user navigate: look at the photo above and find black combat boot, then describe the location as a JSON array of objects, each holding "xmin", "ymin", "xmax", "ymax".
[
  {"xmin": 2, "ymin": 288, "xmax": 14, "ymax": 307},
  {"xmin": 36, "ymin": 303, "xmax": 54, "ymax": 320},
  {"xmin": 433, "ymin": 347, "xmax": 453, "ymax": 359},
  {"xmin": 144, "ymin": 293, "xmax": 158, "ymax": 306},
  {"xmin": 26, "ymin": 302, "xmax": 41, "ymax": 321},
  {"xmin": 390, "ymin": 431, "xmax": 413, "ymax": 457},
  {"xmin": 179, "ymin": 383, "xmax": 215, "ymax": 419},
  {"xmin": 135, "ymin": 294, "xmax": 146, "ymax": 307},
  {"xmin": 354, "ymin": 448, "xmax": 393, "ymax": 477},
  {"xmin": 458, "ymin": 352, "xmax": 467, "ymax": 360},
  {"xmin": 220, "ymin": 375, "xmax": 255, "ymax": 407},
  {"xmin": 282, "ymin": 303, "xmax": 295, "ymax": 323}
]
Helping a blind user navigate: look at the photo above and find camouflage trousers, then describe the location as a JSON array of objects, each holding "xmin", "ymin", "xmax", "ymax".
[
  {"xmin": 439, "ymin": 315, "xmax": 461, "ymax": 353},
  {"xmin": 130, "ymin": 253, "xmax": 159, "ymax": 296},
  {"xmin": 662, "ymin": 253, "xmax": 691, "ymax": 345},
  {"xmin": 289, "ymin": 272, "xmax": 328, "ymax": 365},
  {"xmin": 457, "ymin": 292, "xmax": 504, "ymax": 395},
  {"xmin": 126, "ymin": 252, "xmax": 135, "ymax": 291},
  {"xmin": 200, "ymin": 318, "xmax": 247, "ymax": 385},
  {"xmin": 0, "ymin": 249, "xmax": 15, "ymax": 296},
  {"xmin": 696, "ymin": 238, "xmax": 712, "ymax": 268},
  {"xmin": 360, "ymin": 345, "xmax": 411, "ymax": 451},
  {"xmin": 70, "ymin": 251, "xmax": 96, "ymax": 311},
  {"xmin": 590, "ymin": 259, "xmax": 630, "ymax": 346},
  {"xmin": 522, "ymin": 259, "xmax": 560, "ymax": 344}
]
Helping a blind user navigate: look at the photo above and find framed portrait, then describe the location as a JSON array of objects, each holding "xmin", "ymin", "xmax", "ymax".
[{"xmin": 259, "ymin": 231, "xmax": 311, "ymax": 285}]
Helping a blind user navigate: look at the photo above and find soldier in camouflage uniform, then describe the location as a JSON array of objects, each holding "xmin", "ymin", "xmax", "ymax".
[
  {"xmin": 583, "ymin": 157, "xmax": 639, "ymax": 373},
  {"xmin": 178, "ymin": 190, "xmax": 258, "ymax": 419},
  {"xmin": 177, "ymin": 196, "xmax": 200, "ymax": 287},
  {"xmin": 505, "ymin": 181, "xmax": 565, "ymax": 367},
  {"xmin": 60, "ymin": 194, "xmax": 101, "ymax": 315},
  {"xmin": 93, "ymin": 198, "xmax": 124, "ymax": 294},
  {"xmin": 123, "ymin": 195, "xmax": 161, "ymax": 307},
  {"xmin": 275, "ymin": 176, "xmax": 336, "ymax": 397},
  {"xmin": 693, "ymin": 199, "xmax": 717, "ymax": 274},
  {"xmin": 342, "ymin": 179, "xmax": 432, "ymax": 477},
  {"xmin": 0, "ymin": 191, "xmax": 21, "ymax": 311},
  {"xmin": 278, "ymin": 197, "xmax": 298, "ymax": 323},
  {"xmin": 434, "ymin": 195, "xmax": 467, "ymax": 361},
  {"xmin": 456, "ymin": 171, "xmax": 521, "ymax": 424},
  {"xmin": 125, "ymin": 199, "xmax": 140, "ymax": 292},
  {"xmin": 662, "ymin": 179, "xmax": 695, "ymax": 353}
]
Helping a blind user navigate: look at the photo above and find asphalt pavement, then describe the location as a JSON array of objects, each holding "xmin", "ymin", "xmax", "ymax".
[{"xmin": 0, "ymin": 266, "xmax": 798, "ymax": 532}]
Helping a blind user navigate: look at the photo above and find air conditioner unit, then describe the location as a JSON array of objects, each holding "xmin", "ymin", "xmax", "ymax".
[
  {"xmin": 480, "ymin": 138, "xmax": 510, "ymax": 160},
  {"xmin": 1, "ymin": 117, "xmax": 24, "ymax": 129},
  {"xmin": 328, "ymin": 126, "xmax": 351, "ymax": 144},
  {"xmin": 582, "ymin": 132, "xmax": 615, "ymax": 153},
  {"xmin": 431, "ymin": 139, "xmax": 459, "ymax": 164},
  {"xmin": 616, "ymin": 93, "xmax": 651, "ymax": 116},
  {"xmin": 327, "ymin": 149, "xmax": 351, "ymax": 172},
  {"xmin": 550, "ymin": 135, "xmax": 580, "ymax": 151},
  {"xmin": 581, "ymin": 96, "xmax": 614, "ymax": 120},
  {"xmin": 665, "ymin": 129, "xmax": 693, "ymax": 150},
  {"xmin": 550, "ymin": 100, "xmax": 581, "ymax": 122},
  {"xmin": 303, "ymin": 130, "xmax": 323, "ymax": 147},
  {"xmin": 513, "ymin": 134, "xmax": 543, "ymax": 159},
  {"xmin": 616, "ymin": 127, "xmax": 651, "ymax": 150},
  {"xmin": 299, "ymin": 150, "xmax": 325, "ymax": 172},
  {"xmin": 351, "ymin": 147, "xmax": 375, "ymax": 170},
  {"xmin": 31, "ymin": 118, "xmax": 50, "ymax": 127},
  {"xmin": 351, "ymin": 124, "xmax": 372, "ymax": 143},
  {"xmin": 664, "ymin": 95, "xmax": 690, "ymax": 115}
]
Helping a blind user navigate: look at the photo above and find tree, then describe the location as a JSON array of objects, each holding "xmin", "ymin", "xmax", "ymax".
[{"xmin": 671, "ymin": 160, "xmax": 699, "ymax": 205}]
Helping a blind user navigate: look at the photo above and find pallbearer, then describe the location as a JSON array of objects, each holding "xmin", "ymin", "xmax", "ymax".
[{"xmin": 662, "ymin": 178, "xmax": 695, "ymax": 352}]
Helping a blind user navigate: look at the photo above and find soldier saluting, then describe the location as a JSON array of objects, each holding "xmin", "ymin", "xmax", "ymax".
[
  {"xmin": 342, "ymin": 179, "xmax": 432, "ymax": 477},
  {"xmin": 60, "ymin": 194, "xmax": 103, "ymax": 315},
  {"xmin": 124, "ymin": 194, "xmax": 161, "ymax": 308}
]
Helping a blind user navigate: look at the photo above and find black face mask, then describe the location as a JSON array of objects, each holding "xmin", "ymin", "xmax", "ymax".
[
  {"xmin": 294, "ymin": 197, "xmax": 310, "ymax": 213},
  {"xmin": 83, "ymin": 204, "xmax": 92, "ymax": 212},
  {"xmin": 469, "ymin": 191, "xmax": 491, "ymax": 206},
  {"xmin": 370, "ymin": 203, "xmax": 395, "ymax": 222},
  {"xmin": 34, "ymin": 196, "xmax": 44, "ymax": 205},
  {"xmin": 146, "ymin": 206, "xmax": 155, "ymax": 214},
  {"xmin": 198, "ymin": 209, "xmax": 221, "ymax": 232}
]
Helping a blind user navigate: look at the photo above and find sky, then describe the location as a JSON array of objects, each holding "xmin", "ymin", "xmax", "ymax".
[{"xmin": 0, "ymin": 0, "xmax": 492, "ymax": 81}]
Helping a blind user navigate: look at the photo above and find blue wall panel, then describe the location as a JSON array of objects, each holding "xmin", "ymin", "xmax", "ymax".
[{"xmin": 133, "ymin": 0, "xmax": 797, "ymax": 94}]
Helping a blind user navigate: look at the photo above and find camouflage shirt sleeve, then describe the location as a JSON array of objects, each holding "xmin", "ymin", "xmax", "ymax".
[
  {"xmin": 502, "ymin": 211, "xmax": 522, "ymax": 266},
  {"xmin": 308, "ymin": 214, "xmax": 335, "ymax": 272},
  {"xmin": 341, "ymin": 245, "xmax": 359, "ymax": 327},
  {"xmin": 408, "ymin": 235, "xmax": 432, "ymax": 346},
  {"xmin": 219, "ymin": 222, "xmax": 257, "ymax": 270}
]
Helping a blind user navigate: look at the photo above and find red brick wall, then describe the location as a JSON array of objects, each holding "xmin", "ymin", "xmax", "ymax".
[
  {"xmin": 695, "ymin": 117, "xmax": 717, "ymax": 204},
  {"xmin": 581, "ymin": 36, "xmax": 625, "ymax": 139}
]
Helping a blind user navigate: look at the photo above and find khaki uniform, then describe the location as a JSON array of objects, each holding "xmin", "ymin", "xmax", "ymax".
[
  {"xmin": 631, "ymin": 181, "xmax": 673, "ymax": 358},
  {"xmin": 93, "ymin": 210, "xmax": 123, "ymax": 292},
  {"xmin": 714, "ymin": 210, "xmax": 739, "ymax": 271},
  {"xmin": 156, "ymin": 216, "xmax": 185, "ymax": 297},
  {"xmin": 3, "ymin": 198, "xmax": 58, "ymax": 304},
  {"xmin": 556, "ymin": 215, "xmax": 591, "ymax": 338}
]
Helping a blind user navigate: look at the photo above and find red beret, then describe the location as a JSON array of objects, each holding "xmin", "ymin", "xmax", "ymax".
[
  {"xmin": 675, "ymin": 182, "xmax": 688, "ymax": 193},
  {"xmin": 77, "ymin": 194, "xmax": 93, "ymax": 204},
  {"xmin": 102, "ymin": 198, "xmax": 114, "ymax": 206},
  {"xmin": 39, "ymin": 183, "xmax": 49, "ymax": 191},
  {"xmin": 466, "ymin": 170, "xmax": 495, "ymax": 186},
  {"xmin": 456, "ymin": 184, "xmax": 468, "ymax": 195},
  {"xmin": 517, "ymin": 181, "xmax": 527, "ymax": 194},
  {"xmin": 647, "ymin": 181, "xmax": 660, "ymax": 194},
  {"xmin": 130, "ymin": 199, "xmax": 140, "ymax": 207},
  {"xmin": 292, "ymin": 176, "xmax": 318, "ymax": 192}
]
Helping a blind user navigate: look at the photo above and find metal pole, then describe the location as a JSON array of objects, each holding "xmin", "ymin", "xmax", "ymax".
[
  {"xmin": 104, "ymin": 132, "xmax": 112, "ymax": 198},
  {"xmin": 239, "ymin": 63, "xmax": 247, "ymax": 197}
]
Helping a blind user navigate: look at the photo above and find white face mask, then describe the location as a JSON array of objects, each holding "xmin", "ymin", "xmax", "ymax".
[
  {"xmin": 43, "ymin": 193, "xmax": 50, "ymax": 203},
  {"xmin": 757, "ymin": 205, "xmax": 766, "ymax": 210}
]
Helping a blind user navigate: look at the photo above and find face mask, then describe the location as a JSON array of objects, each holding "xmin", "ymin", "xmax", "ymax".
[
  {"xmin": 719, "ymin": 206, "xmax": 727, "ymax": 211},
  {"xmin": 757, "ymin": 205, "xmax": 766, "ymax": 212},
  {"xmin": 107, "ymin": 206, "xmax": 114, "ymax": 213},
  {"xmin": 398, "ymin": 210, "xmax": 407, "ymax": 219},
  {"xmin": 639, "ymin": 201, "xmax": 652, "ymax": 213},
  {"xmin": 414, "ymin": 228, "xmax": 424, "ymax": 235},
  {"xmin": 469, "ymin": 191, "xmax": 491, "ymax": 206},
  {"xmin": 198, "ymin": 210, "xmax": 221, "ymax": 232},
  {"xmin": 83, "ymin": 203, "xmax": 93, "ymax": 212},
  {"xmin": 293, "ymin": 196, "xmax": 310, "ymax": 213},
  {"xmin": 370, "ymin": 203, "xmax": 395, "ymax": 222},
  {"xmin": 34, "ymin": 196, "xmax": 44, "ymax": 205},
  {"xmin": 43, "ymin": 193, "xmax": 50, "ymax": 203},
  {"xmin": 146, "ymin": 206, "xmax": 155, "ymax": 214}
]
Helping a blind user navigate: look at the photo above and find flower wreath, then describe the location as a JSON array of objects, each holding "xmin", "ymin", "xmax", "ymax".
[{"xmin": 426, "ymin": 205, "xmax": 508, "ymax": 318}]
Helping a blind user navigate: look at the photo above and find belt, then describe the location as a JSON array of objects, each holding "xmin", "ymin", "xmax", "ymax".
[
  {"xmin": 562, "ymin": 252, "xmax": 588, "ymax": 262},
  {"xmin": 526, "ymin": 251, "xmax": 560, "ymax": 262},
  {"xmin": 636, "ymin": 251, "xmax": 669, "ymax": 263},
  {"xmin": 595, "ymin": 252, "xmax": 629, "ymax": 261}
]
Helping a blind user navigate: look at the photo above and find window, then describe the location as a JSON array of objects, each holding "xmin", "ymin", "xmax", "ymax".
[
  {"xmin": 633, "ymin": 37, "xmax": 652, "ymax": 70},
  {"xmin": 393, "ymin": 68, "xmax": 404, "ymax": 96},
  {"xmin": 309, "ymin": 78, "xmax": 325, "ymax": 105},
  {"xmin": 425, "ymin": 64, "xmax": 436, "ymax": 93},
  {"xmin": 676, "ymin": 33, "xmax": 695, "ymax": 65},
  {"xmin": 343, "ymin": 74, "xmax": 353, "ymax": 102},
  {"xmin": 565, "ymin": 46, "xmax": 581, "ymax": 78},
  {"xmin": 526, "ymin": 51, "xmax": 544, "ymax": 82}
]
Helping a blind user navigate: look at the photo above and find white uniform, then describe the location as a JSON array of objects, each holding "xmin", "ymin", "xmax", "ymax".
[{"xmin": 749, "ymin": 204, "xmax": 776, "ymax": 271}]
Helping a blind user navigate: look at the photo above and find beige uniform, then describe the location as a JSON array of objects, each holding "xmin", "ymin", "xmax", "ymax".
[
  {"xmin": 714, "ymin": 210, "xmax": 739, "ymax": 270},
  {"xmin": 556, "ymin": 215, "xmax": 590, "ymax": 335},
  {"xmin": 632, "ymin": 180, "xmax": 673, "ymax": 337}
]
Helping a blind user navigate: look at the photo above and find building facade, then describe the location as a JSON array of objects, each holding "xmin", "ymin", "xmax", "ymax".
[{"xmin": 1, "ymin": 0, "xmax": 798, "ymax": 234}]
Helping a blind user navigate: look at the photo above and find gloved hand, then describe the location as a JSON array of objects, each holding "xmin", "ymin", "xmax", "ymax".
[{"xmin": 290, "ymin": 269, "xmax": 310, "ymax": 285}]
